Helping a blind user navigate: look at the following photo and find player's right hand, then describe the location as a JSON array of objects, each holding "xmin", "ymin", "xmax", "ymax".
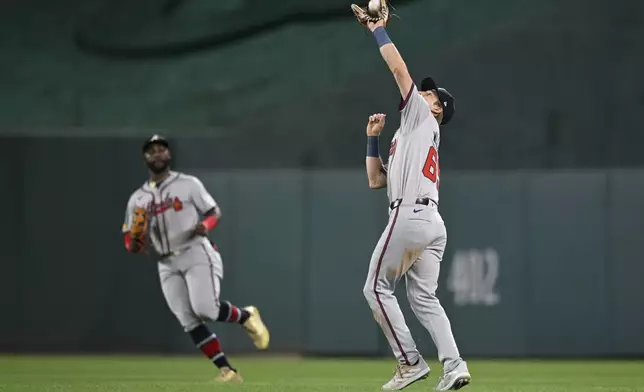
[
  {"xmin": 366, "ymin": 113, "xmax": 386, "ymax": 136},
  {"xmin": 130, "ymin": 238, "xmax": 146, "ymax": 254}
]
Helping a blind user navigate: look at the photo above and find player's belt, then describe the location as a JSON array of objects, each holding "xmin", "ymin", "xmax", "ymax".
[
  {"xmin": 159, "ymin": 251, "xmax": 180, "ymax": 258},
  {"xmin": 157, "ymin": 243, "xmax": 194, "ymax": 259},
  {"xmin": 389, "ymin": 197, "xmax": 437, "ymax": 210},
  {"xmin": 158, "ymin": 240, "xmax": 219, "ymax": 259}
]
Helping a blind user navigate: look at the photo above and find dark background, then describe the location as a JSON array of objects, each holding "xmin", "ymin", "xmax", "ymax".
[{"xmin": 1, "ymin": 0, "xmax": 643, "ymax": 358}]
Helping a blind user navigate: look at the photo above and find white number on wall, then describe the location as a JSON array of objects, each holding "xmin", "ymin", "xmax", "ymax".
[{"xmin": 446, "ymin": 248, "xmax": 500, "ymax": 306}]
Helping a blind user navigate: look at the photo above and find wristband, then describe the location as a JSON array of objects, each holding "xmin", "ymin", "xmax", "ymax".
[
  {"xmin": 124, "ymin": 232, "xmax": 133, "ymax": 251},
  {"xmin": 367, "ymin": 136, "xmax": 380, "ymax": 158},
  {"xmin": 201, "ymin": 215, "xmax": 219, "ymax": 231},
  {"xmin": 373, "ymin": 26, "xmax": 392, "ymax": 47}
]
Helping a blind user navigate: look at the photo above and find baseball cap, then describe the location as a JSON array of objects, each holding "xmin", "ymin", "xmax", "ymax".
[
  {"xmin": 420, "ymin": 77, "xmax": 455, "ymax": 125},
  {"xmin": 142, "ymin": 134, "xmax": 170, "ymax": 153}
]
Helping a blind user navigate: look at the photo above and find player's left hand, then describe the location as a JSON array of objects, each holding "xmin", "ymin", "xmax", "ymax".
[
  {"xmin": 367, "ymin": 19, "xmax": 385, "ymax": 32},
  {"xmin": 193, "ymin": 222, "xmax": 209, "ymax": 237}
]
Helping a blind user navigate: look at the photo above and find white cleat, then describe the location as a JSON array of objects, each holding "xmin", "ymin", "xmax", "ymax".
[
  {"xmin": 435, "ymin": 370, "xmax": 471, "ymax": 391},
  {"xmin": 381, "ymin": 358, "xmax": 430, "ymax": 390}
]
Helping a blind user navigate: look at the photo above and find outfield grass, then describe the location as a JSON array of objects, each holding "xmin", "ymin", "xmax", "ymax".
[{"xmin": 1, "ymin": 355, "xmax": 643, "ymax": 391}]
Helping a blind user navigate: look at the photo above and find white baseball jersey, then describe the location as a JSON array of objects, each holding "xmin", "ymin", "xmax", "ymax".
[
  {"xmin": 385, "ymin": 84, "xmax": 441, "ymax": 204},
  {"xmin": 122, "ymin": 170, "xmax": 218, "ymax": 258}
]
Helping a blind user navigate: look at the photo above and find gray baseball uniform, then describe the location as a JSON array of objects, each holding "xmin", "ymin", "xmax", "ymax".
[
  {"xmin": 123, "ymin": 170, "xmax": 224, "ymax": 331},
  {"xmin": 363, "ymin": 84, "xmax": 463, "ymax": 370}
]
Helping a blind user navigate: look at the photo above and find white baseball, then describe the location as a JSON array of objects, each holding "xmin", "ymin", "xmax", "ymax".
[{"xmin": 368, "ymin": 0, "xmax": 380, "ymax": 13}]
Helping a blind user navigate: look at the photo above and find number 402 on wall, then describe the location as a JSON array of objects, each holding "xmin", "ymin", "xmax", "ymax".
[{"xmin": 446, "ymin": 248, "xmax": 500, "ymax": 307}]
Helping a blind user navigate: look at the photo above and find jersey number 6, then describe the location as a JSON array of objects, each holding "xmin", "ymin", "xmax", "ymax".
[{"xmin": 422, "ymin": 146, "xmax": 440, "ymax": 188}]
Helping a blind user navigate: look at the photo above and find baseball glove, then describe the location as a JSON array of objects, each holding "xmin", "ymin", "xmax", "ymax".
[
  {"xmin": 130, "ymin": 206, "xmax": 148, "ymax": 241},
  {"xmin": 351, "ymin": 0, "xmax": 391, "ymax": 28}
]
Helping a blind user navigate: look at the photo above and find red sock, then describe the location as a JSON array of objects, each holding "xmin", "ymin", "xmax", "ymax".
[{"xmin": 188, "ymin": 324, "xmax": 234, "ymax": 370}]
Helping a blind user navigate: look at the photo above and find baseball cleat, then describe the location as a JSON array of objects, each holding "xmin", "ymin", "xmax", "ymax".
[
  {"xmin": 435, "ymin": 370, "xmax": 471, "ymax": 391},
  {"xmin": 214, "ymin": 367, "xmax": 243, "ymax": 382},
  {"xmin": 242, "ymin": 306, "xmax": 270, "ymax": 350},
  {"xmin": 381, "ymin": 358, "xmax": 430, "ymax": 390}
]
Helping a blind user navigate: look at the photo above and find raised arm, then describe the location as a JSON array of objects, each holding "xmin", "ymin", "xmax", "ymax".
[
  {"xmin": 365, "ymin": 113, "xmax": 387, "ymax": 189},
  {"xmin": 358, "ymin": 17, "xmax": 429, "ymax": 132},
  {"xmin": 368, "ymin": 20, "xmax": 413, "ymax": 101}
]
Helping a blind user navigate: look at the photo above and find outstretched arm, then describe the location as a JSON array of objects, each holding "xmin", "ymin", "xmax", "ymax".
[
  {"xmin": 365, "ymin": 113, "xmax": 387, "ymax": 189},
  {"xmin": 368, "ymin": 20, "xmax": 414, "ymax": 100},
  {"xmin": 360, "ymin": 18, "xmax": 429, "ymax": 132}
]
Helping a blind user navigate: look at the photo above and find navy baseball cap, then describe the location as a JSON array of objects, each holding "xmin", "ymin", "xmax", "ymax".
[
  {"xmin": 142, "ymin": 134, "xmax": 170, "ymax": 153},
  {"xmin": 420, "ymin": 77, "xmax": 455, "ymax": 126}
]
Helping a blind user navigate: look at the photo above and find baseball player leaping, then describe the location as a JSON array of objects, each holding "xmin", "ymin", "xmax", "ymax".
[
  {"xmin": 122, "ymin": 135, "xmax": 269, "ymax": 383},
  {"xmin": 351, "ymin": 1, "xmax": 471, "ymax": 390}
]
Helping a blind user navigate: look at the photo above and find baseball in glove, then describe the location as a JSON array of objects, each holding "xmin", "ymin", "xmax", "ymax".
[{"xmin": 351, "ymin": 0, "xmax": 391, "ymax": 28}]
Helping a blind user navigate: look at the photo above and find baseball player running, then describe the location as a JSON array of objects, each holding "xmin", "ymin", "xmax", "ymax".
[
  {"xmin": 351, "ymin": 2, "xmax": 471, "ymax": 391},
  {"xmin": 122, "ymin": 135, "xmax": 269, "ymax": 383}
]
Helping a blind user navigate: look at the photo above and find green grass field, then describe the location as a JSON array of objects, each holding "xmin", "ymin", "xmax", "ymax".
[{"xmin": 1, "ymin": 355, "xmax": 643, "ymax": 392}]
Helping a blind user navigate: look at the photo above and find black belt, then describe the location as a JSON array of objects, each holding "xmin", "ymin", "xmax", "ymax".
[
  {"xmin": 159, "ymin": 241, "xmax": 218, "ymax": 259},
  {"xmin": 159, "ymin": 251, "xmax": 180, "ymax": 259},
  {"xmin": 389, "ymin": 197, "xmax": 437, "ymax": 210}
]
